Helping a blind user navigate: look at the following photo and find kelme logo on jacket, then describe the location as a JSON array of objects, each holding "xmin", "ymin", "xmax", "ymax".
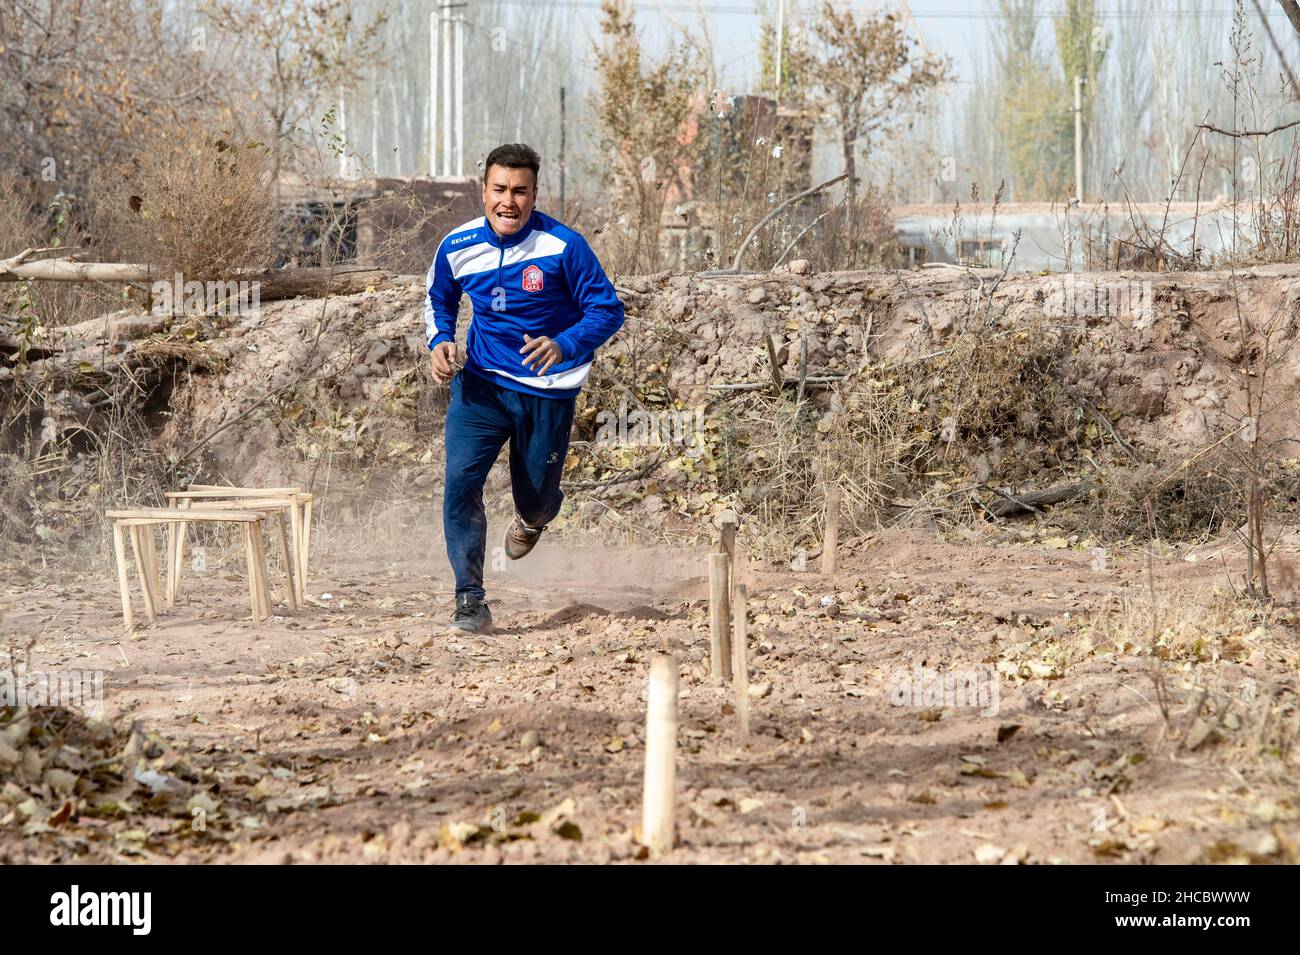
[{"xmin": 522, "ymin": 264, "xmax": 543, "ymax": 292}]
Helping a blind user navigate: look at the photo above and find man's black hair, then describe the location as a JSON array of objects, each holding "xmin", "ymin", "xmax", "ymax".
[{"xmin": 484, "ymin": 143, "xmax": 541, "ymax": 186}]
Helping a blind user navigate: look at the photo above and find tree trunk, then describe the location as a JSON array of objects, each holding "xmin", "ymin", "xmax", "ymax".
[{"xmin": 0, "ymin": 260, "xmax": 395, "ymax": 302}]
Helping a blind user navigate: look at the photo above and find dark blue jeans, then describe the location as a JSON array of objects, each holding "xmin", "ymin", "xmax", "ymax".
[{"xmin": 443, "ymin": 368, "xmax": 576, "ymax": 601}]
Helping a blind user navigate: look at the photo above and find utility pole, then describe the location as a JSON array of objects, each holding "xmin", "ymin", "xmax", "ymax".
[
  {"xmin": 428, "ymin": 1, "xmax": 469, "ymax": 178},
  {"xmin": 1073, "ymin": 74, "xmax": 1085, "ymax": 204},
  {"xmin": 775, "ymin": 0, "xmax": 785, "ymax": 101},
  {"xmin": 560, "ymin": 85, "xmax": 567, "ymax": 220},
  {"xmin": 454, "ymin": 4, "xmax": 465, "ymax": 176},
  {"xmin": 428, "ymin": 6, "xmax": 439, "ymax": 175},
  {"xmin": 441, "ymin": 0, "xmax": 452, "ymax": 177}
]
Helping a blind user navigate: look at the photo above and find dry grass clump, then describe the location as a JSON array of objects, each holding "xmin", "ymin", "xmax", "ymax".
[
  {"xmin": 1087, "ymin": 587, "xmax": 1283, "ymax": 663},
  {"xmin": 89, "ymin": 127, "xmax": 278, "ymax": 283},
  {"xmin": 0, "ymin": 171, "xmax": 112, "ymax": 335},
  {"xmin": 1086, "ymin": 460, "xmax": 1242, "ymax": 543},
  {"xmin": 1077, "ymin": 455, "xmax": 1300, "ymax": 545},
  {"xmin": 914, "ymin": 322, "xmax": 1075, "ymax": 462},
  {"xmin": 706, "ymin": 319, "xmax": 1083, "ymax": 558},
  {"xmin": 0, "ymin": 376, "xmax": 172, "ymax": 565}
]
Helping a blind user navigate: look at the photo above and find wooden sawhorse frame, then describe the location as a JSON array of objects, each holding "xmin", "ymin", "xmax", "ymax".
[
  {"xmin": 164, "ymin": 487, "xmax": 313, "ymax": 607},
  {"xmin": 107, "ymin": 508, "xmax": 282, "ymax": 631}
]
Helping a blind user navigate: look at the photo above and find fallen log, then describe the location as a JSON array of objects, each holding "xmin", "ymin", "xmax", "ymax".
[
  {"xmin": 0, "ymin": 257, "xmax": 397, "ymax": 303},
  {"xmin": 983, "ymin": 480, "xmax": 1092, "ymax": 518}
]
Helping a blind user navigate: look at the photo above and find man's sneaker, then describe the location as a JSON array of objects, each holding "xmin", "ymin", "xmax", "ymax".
[
  {"xmin": 449, "ymin": 593, "xmax": 493, "ymax": 634},
  {"xmin": 504, "ymin": 516, "xmax": 546, "ymax": 560}
]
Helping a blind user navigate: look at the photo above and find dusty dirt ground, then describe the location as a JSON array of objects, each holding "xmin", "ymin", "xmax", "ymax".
[{"xmin": 2, "ymin": 517, "xmax": 1298, "ymax": 865}]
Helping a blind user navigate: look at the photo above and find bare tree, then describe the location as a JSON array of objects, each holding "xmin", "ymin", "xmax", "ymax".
[{"xmin": 809, "ymin": 1, "xmax": 951, "ymax": 199}]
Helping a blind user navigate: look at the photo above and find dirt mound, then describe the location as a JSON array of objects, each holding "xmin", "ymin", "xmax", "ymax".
[{"xmin": 7, "ymin": 263, "xmax": 1300, "ymax": 567}]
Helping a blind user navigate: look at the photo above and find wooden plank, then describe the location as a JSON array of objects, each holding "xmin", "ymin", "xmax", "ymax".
[
  {"xmin": 289, "ymin": 499, "xmax": 303, "ymax": 605},
  {"xmin": 300, "ymin": 496, "xmax": 313, "ymax": 597},
  {"xmin": 165, "ymin": 501, "xmax": 177, "ymax": 607},
  {"xmin": 106, "ymin": 508, "xmax": 265, "ymax": 521},
  {"xmin": 174, "ymin": 497, "xmax": 191, "ymax": 602},
  {"xmin": 112, "ymin": 523, "xmax": 134, "ymax": 631},
  {"xmin": 142, "ymin": 527, "xmax": 161, "ymax": 611},
  {"xmin": 168, "ymin": 488, "xmax": 302, "ymax": 498},
  {"xmin": 161, "ymin": 497, "xmax": 297, "ymax": 510},
  {"xmin": 243, "ymin": 524, "xmax": 262, "ymax": 630},
  {"xmin": 129, "ymin": 526, "xmax": 157, "ymax": 623},
  {"xmin": 276, "ymin": 510, "xmax": 299, "ymax": 612}
]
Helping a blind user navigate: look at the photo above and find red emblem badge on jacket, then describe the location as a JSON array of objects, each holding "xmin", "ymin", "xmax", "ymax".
[{"xmin": 522, "ymin": 264, "xmax": 543, "ymax": 292}]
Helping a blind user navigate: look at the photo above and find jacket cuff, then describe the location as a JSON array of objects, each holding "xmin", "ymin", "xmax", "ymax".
[{"xmin": 428, "ymin": 332, "xmax": 454, "ymax": 350}]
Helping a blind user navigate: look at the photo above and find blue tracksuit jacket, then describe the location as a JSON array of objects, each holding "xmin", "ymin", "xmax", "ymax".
[{"xmin": 423, "ymin": 209, "xmax": 625, "ymax": 399}]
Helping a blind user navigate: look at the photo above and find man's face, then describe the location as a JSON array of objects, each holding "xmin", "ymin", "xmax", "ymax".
[{"xmin": 482, "ymin": 164, "xmax": 536, "ymax": 237}]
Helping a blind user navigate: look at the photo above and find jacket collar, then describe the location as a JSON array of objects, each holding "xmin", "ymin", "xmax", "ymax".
[{"xmin": 483, "ymin": 209, "xmax": 538, "ymax": 249}]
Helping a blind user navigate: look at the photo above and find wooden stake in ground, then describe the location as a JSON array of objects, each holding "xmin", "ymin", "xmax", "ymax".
[
  {"xmin": 821, "ymin": 483, "xmax": 841, "ymax": 579},
  {"xmin": 708, "ymin": 552, "xmax": 733, "ymax": 682},
  {"xmin": 732, "ymin": 584, "xmax": 750, "ymax": 736},
  {"xmin": 172, "ymin": 497, "xmax": 192, "ymax": 602},
  {"xmin": 641, "ymin": 653, "xmax": 679, "ymax": 855},
  {"xmin": 764, "ymin": 335, "xmax": 785, "ymax": 399},
  {"xmin": 718, "ymin": 511, "xmax": 738, "ymax": 601}
]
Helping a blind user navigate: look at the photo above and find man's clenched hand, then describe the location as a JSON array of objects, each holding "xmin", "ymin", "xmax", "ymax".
[
  {"xmin": 429, "ymin": 341, "xmax": 458, "ymax": 383},
  {"xmin": 520, "ymin": 334, "xmax": 563, "ymax": 375}
]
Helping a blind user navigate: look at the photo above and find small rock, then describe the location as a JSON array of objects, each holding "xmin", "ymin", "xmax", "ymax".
[
  {"xmin": 520, "ymin": 730, "xmax": 540, "ymax": 750},
  {"xmin": 748, "ymin": 682, "xmax": 771, "ymax": 700}
]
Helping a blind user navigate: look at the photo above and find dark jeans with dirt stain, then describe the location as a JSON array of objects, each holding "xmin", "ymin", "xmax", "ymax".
[{"xmin": 442, "ymin": 367, "xmax": 575, "ymax": 602}]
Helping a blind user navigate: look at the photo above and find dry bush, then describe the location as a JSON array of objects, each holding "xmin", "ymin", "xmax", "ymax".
[
  {"xmin": 1086, "ymin": 460, "xmax": 1243, "ymax": 543},
  {"xmin": 0, "ymin": 172, "xmax": 113, "ymax": 335},
  {"xmin": 1087, "ymin": 587, "xmax": 1281, "ymax": 663},
  {"xmin": 0, "ymin": 172, "xmax": 45, "ymax": 256},
  {"xmin": 0, "ymin": 375, "xmax": 172, "ymax": 564},
  {"xmin": 821, "ymin": 375, "xmax": 925, "ymax": 525},
  {"xmin": 706, "ymin": 318, "xmax": 1083, "ymax": 557},
  {"xmin": 796, "ymin": 186, "xmax": 904, "ymax": 272},
  {"xmin": 355, "ymin": 183, "xmax": 449, "ymax": 274},
  {"xmin": 917, "ymin": 323, "xmax": 1073, "ymax": 455},
  {"xmin": 89, "ymin": 128, "xmax": 278, "ymax": 282}
]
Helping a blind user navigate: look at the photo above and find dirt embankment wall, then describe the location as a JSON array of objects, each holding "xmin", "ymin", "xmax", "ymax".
[{"xmin": 160, "ymin": 262, "xmax": 1300, "ymax": 486}]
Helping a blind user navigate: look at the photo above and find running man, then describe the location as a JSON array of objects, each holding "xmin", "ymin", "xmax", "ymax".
[{"xmin": 424, "ymin": 142, "xmax": 625, "ymax": 634}]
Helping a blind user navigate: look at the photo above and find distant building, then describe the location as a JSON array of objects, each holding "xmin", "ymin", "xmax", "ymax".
[{"xmin": 892, "ymin": 201, "xmax": 1242, "ymax": 271}]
